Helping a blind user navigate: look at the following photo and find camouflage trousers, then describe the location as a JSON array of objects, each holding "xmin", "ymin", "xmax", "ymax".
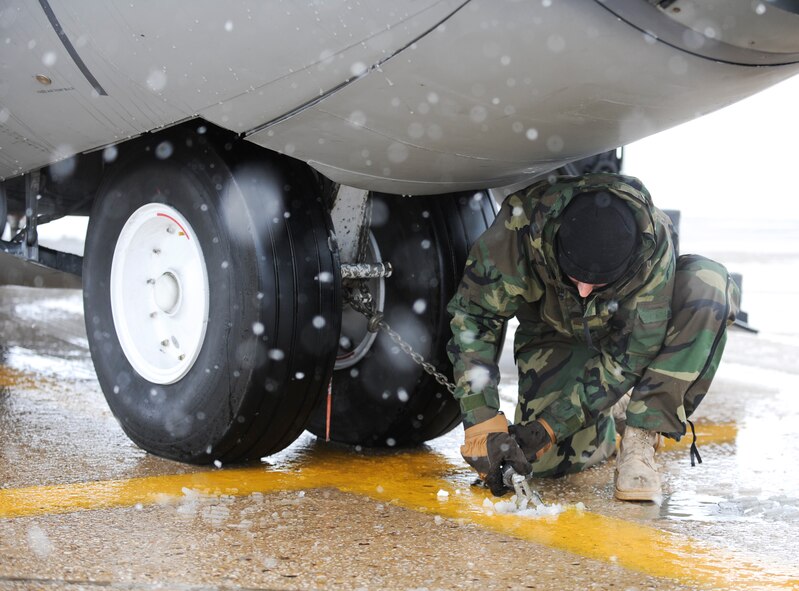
[{"xmin": 514, "ymin": 255, "xmax": 740, "ymax": 477}]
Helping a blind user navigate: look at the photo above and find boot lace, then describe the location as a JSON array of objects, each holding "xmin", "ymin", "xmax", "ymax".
[{"xmin": 687, "ymin": 419, "xmax": 702, "ymax": 467}]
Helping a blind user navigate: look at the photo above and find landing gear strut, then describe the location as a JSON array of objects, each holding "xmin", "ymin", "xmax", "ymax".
[{"xmin": 308, "ymin": 191, "xmax": 497, "ymax": 447}]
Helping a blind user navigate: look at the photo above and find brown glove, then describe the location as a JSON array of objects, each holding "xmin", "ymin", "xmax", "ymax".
[{"xmin": 461, "ymin": 413, "xmax": 532, "ymax": 496}]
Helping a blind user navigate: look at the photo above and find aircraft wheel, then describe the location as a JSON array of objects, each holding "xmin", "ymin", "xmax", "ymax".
[
  {"xmin": 0, "ymin": 183, "xmax": 7, "ymax": 236},
  {"xmin": 308, "ymin": 191, "xmax": 496, "ymax": 447},
  {"xmin": 83, "ymin": 130, "xmax": 340, "ymax": 464},
  {"xmin": 560, "ymin": 147, "xmax": 623, "ymax": 175}
]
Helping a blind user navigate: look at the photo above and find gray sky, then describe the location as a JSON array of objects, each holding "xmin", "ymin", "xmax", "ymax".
[{"xmin": 624, "ymin": 73, "xmax": 799, "ymax": 221}]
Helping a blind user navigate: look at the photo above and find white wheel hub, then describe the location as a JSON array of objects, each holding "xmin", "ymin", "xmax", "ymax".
[
  {"xmin": 154, "ymin": 272, "xmax": 181, "ymax": 314},
  {"xmin": 110, "ymin": 203, "xmax": 210, "ymax": 384}
]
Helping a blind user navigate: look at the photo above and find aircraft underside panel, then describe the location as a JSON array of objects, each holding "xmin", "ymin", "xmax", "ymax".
[
  {"xmin": 244, "ymin": 0, "xmax": 799, "ymax": 194},
  {"xmin": 1, "ymin": 0, "xmax": 798, "ymax": 193},
  {"xmin": 0, "ymin": 0, "xmax": 464, "ymax": 179}
]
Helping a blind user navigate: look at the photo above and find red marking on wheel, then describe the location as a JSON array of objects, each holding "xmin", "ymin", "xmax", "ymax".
[
  {"xmin": 157, "ymin": 213, "xmax": 190, "ymax": 240},
  {"xmin": 326, "ymin": 380, "xmax": 333, "ymax": 442}
]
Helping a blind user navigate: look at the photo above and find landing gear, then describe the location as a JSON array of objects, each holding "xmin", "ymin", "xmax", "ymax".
[
  {"xmin": 80, "ymin": 122, "xmax": 496, "ymax": 460},
  {"xmin": 559, "ymin": 148, "xmax": 623, "ymax": 176},
  {"xmin": 307, "ymin": 191, "xmax": 496, "ymax": 447},
  {"xmin": 83, "ymin": 129, "xmax": 340, "ymax": 464},
  {"xmin": 0, "ymin": 184, "xmax": 6, "ymax": 237}
]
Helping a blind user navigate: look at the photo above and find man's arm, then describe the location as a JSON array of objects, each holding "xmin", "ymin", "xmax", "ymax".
[
  {"xmin": 446, "ymin": 198, "xmax": 541, "ymax": 427},
  {"xmin": 447, "ymin": 286, "xmax": 509, "ymax": 428},
  {"xmin": 446, "ymin": 200, "xmax": 546, "ymax": 492}
]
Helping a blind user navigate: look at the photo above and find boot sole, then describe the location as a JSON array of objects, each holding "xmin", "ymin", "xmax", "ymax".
[{"xmin": 614, "ymin": 485, "xmax": 660, "ymax": 502}]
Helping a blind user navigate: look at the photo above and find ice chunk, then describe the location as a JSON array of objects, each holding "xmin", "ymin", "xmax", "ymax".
[
  {"xmin": 482, "ymin": 495, "xmax": 590, "ymax": 518},
  {"xmin": 263, "ymin": 557, "xmax": 278, "ymax": 569},
  {"xmin": 27, "ymin": 525, "xmax": 53, "ymax": 558},
  {"xmin": 201, "ymin": 503, "xmax": 230, "ymax": 528},
  {"xmin": 494, "ymin": 500, "xmax": 566, "ymax": 517}
]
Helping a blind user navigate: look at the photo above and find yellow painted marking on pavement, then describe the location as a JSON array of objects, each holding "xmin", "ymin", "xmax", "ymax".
[
  {"xmin": 661, "ymin": 422, "xmax": 738, "ymax": 449},
  {"xmin": 1, "ymin": 432, "xmax": 795, "ymax": 590},
  {"xmin": 0, "ymin": 366, "xmax": 38, "ymax": 389}
]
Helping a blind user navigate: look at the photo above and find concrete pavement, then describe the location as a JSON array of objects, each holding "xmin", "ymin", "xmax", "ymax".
[{"xmin": 1, "ymin": 284, "xmax": 798, "ymax": 590}]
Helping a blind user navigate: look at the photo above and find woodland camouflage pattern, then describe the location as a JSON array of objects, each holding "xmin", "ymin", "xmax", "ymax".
[{"xmin": 447, "ymin": 173, "xmax": 739, "ymax": 476}]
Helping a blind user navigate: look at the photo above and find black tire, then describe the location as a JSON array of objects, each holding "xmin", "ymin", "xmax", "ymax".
[
  {"xmin": 0, "ymin": 182, "xmax": 7, "ymax": 236},
  {"xmin": 83, "ymin": 128, "xmax": 340, "ymax": 464},
  {"xmin": 307, "ymin": 191, "xmax": 496, "ymax": 447},
  {"xmin": 559, "ymin": 147, "xmax": 623, "ymax": 176}
]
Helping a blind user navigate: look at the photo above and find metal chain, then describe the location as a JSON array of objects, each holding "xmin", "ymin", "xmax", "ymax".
[{"xmin": 345, "ymin": 284, "xmax": 457, "ymax": 395}]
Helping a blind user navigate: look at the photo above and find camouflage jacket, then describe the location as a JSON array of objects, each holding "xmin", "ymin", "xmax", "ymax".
[{"xmin": 447, "ymin": 173, "xmax": 676, "ymax": 427}]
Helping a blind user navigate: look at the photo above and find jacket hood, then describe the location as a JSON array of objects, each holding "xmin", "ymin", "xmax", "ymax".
[{"xmin": 519, "ymin": 173, "xmax": 663, "ymax": 299}]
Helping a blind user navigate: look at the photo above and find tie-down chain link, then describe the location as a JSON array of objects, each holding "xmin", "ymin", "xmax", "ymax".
[{"xmin": 344, "ymin": 283, "xmax": 457, "ymax": 396}]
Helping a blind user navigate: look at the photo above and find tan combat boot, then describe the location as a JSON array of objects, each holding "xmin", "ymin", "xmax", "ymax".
[
  {"xmin": 610, "ymin": 391, "xmax": 632, "ymax": 437},
  {"xmin": 614, "ymin": 426, "xmax": 661, "ymax": 502}
]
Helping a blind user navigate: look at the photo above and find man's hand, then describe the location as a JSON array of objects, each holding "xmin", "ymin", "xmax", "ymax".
[
  {"xmin": 508, "ymin": 419, "xmax": 555, "ymax": 461},
  {"xmin": 461, "ymin": 413, "xmax": 532, "ymax": 496}
]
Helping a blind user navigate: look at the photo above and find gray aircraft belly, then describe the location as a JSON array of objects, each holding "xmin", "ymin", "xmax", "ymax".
[
  {"xmin": 0, "ymin": 0, "xmax": 461, "ymax": 178},
  {"xmin": 246, "ymin": 0, "xmax": 799, "ymax": 193},
  {"xmin": 1, "ymin": 0, "xmax": 798, "ymax": 193}
]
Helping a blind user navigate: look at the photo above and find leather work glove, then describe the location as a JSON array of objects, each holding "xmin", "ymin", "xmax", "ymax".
[
  {"xmin": 508, "ymin": 419, "xmax": 556, "ymax": 462},
  {"xmin": 461, "ymin": 413, "xmax": 532, "ymax": 496}
]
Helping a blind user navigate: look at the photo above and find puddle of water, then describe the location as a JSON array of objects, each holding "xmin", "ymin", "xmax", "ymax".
[
  {"xmin": 3, "ymin": 345, "xmax": 96, "ymax": 381},
  {"xmin": 663, "ymin": 470, "xmax": 799, "ymax": 524},
  {"xmin": 14, "ymin": 294, "xmax": 84, "ymax": 319}
]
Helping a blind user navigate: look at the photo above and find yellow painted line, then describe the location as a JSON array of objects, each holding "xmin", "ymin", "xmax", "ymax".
[
  {"xmin": 661, "ymin": 422, "xmax": 738, "ymax": 449},
  {"xmin": 2, "ymin": 435, "xmax": 795, "ymax": 590},
  {"xmin": 0, "ymin": 366, "xmax": 39, "ymax": 390}
]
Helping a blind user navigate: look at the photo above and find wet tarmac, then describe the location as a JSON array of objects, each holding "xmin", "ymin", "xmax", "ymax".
[{"xmin": 2, "ymin": 217, "xmax": 799, "ymax": 590}]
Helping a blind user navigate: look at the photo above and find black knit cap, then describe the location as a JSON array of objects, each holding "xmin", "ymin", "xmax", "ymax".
[{"xmin": 556, "ymin": 191, "xmax": 638, "ymax": 285}]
